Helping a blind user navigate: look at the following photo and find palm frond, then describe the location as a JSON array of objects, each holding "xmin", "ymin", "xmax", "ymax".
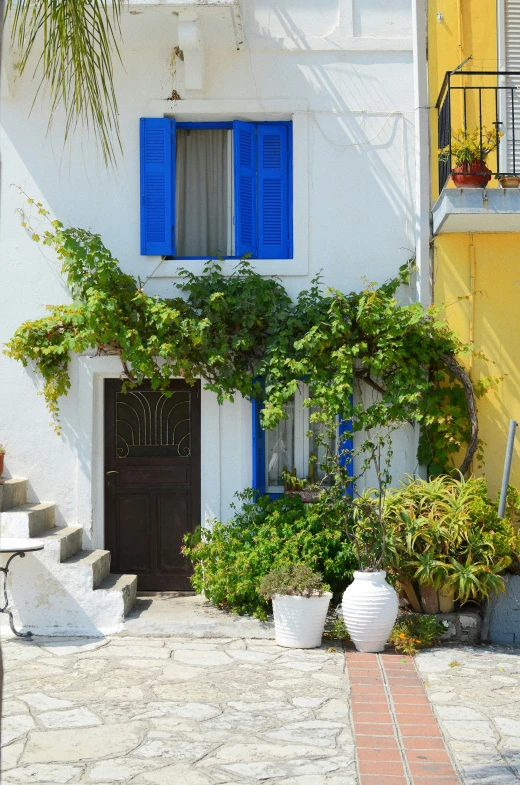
[{"xmin": 5, "ymin": 0, "xmax": 124, "ymax": 167}]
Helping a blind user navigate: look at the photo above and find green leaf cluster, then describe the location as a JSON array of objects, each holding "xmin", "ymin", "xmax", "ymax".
[
  {"xmin": 6, "ymin": 0, "xmax": 124, "ymax": 167},
  {"xmin": 384, "ymin": 475, "xmax": 519, "ymax": 603},
  {"xmin": 5, "ymin": 200, "xmax": 488, "ymax": 475},
  {"xmin": 182, "ymin": 491, "xmax": 356, "ymax": 620}
]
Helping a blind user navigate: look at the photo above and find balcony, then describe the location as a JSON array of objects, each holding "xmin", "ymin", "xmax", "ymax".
[{"xmin": 433, "ymin": 68, "xmax": 520, "ymax": 235}]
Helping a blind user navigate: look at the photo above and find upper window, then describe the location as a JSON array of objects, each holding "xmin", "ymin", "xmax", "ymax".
[{"xmin": 140, "ymin": 118, "xmax": 293, "ymax": 260}]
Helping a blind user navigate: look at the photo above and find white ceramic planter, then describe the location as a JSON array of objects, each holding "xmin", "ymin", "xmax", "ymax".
[
  {"xmin": 272, "ymin": 592, "xmax": 332, "ymax": 648},
  {"xmin": 342, "ymin": 571, "xmax": 398, "ymax": 652}
]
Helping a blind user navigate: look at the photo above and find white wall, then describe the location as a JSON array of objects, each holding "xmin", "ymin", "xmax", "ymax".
[{"xmin": 0, "ymin": 0, "xmax": 416, "ymax": 541}]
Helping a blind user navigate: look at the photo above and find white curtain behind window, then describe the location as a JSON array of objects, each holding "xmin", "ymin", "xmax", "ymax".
[
  {"xmin": 309, "ymin": 408, "xmax": 336, "ymax": 485},
  {"xmin": 267, "ymin": 398, "xmax": 295, "ymax": 488},
  {"xmin": 176, "ymin": 129, "xmax": 230, "ymax": 257}
]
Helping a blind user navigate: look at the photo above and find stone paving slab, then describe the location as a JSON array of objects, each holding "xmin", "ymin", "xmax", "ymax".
[
  {"xmin": 122, "ymin": 595, "xmax": 276, "ymax": 639},
  {"xmin": 416, "ymin": 645, "xmax": 520, "ymax": 784},
  {"xmin": 3, "ymin": 600, "xmax": 520, "ymax": 785},
  {"xmin": 0, "ymin": 635, "xmax": 356, "ymax": 785}
]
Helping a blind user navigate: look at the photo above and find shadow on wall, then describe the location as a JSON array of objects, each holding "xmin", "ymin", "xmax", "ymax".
[
  {"xmin": 1, "ymin": 2, "xmax": 416, "ymax": 288},
  {"xmin": 0, "ymin": 0, "xmax": 417, "ymax": 527},
  {"xmin": 433, "ymin": 234, "xmax": 520, "ymax": 494},
  {"xmin": 0, "ymin": 551, "xmax": 121, "ymax": 637}
]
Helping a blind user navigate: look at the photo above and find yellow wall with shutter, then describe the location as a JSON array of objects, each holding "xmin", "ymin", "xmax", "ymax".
[{"xmin": 428, "ymin": 1, "xmax": 520, "ymax": 495}]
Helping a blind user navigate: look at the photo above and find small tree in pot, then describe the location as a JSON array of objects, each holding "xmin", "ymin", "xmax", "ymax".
[
  {"xmin": 259, "ymin": 564, "xmax": 332, "ymax": 648},
  {"xmin": 321, "ymin": 433, "xmax": 399, "ymax": 653}
]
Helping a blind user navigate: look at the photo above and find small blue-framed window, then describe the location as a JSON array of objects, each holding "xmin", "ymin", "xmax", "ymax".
[
  {"xmin": 252, "ymin": 388, "xmax": 354, "ymax": 498},
  {"xmin": 140, "ymin": 118, "xmax": 293, "ymax": 260}
]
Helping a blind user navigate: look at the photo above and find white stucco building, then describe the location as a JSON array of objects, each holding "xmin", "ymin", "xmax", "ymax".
[{"xmin": 0, "ymin": 0, "xmax": 426, "ymax": 635}]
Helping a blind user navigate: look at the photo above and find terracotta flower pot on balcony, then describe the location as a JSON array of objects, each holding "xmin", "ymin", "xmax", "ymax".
[
  {"xmin": 0, "ymin": 452, "xmax": 4, "ymax": 477},
  {"xmin": 451, "ymin": 161, "xmax": 492, "ymax": 188},
  {"xmin": 498, "ymin": 175, "xmax": 520, "ymax": 189}
]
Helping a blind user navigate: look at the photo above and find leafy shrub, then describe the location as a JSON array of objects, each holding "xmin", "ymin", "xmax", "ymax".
[
  {"xmin": 259, "ymin": 564, "xmax": 329, "ymax": 599},
  {"xmin": 384, "ymin": 476, "xmax": 518, "ymax": 604},
  {"xmin": 182, "ymin": 490, "xmax": 356, "ymax": 620},
  {"xmin": 324, "ymin": 615, "xmax": 350, "ymax": 641},
  {"xmin": 7, "ymin": 197, "xmax": 490, "ymax": 474},
  {"xmin": 389, "ymin": 614, "xmax": 446, "ymax": 656},
  {"xmin": 503, "ymin": 485, "xmax": 520, "ymax": 533}
]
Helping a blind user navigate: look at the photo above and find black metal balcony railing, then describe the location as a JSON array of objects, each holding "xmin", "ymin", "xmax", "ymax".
[{"xmin": 436, "ymin": 67, "xmax": 520, "ymax": 192}]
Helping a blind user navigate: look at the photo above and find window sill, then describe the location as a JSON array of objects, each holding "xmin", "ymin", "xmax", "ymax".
[
  {"xmin": 145, "ymin": 256, "xmax": 307, "ymax": 278},
  {"xmin": 165, "ymin": 256, "xmax": 294, "ymax": 262}
]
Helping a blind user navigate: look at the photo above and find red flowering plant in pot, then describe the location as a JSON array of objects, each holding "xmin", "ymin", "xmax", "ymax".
[{"xmin": 439, "ymin": 127, "xmax": 503, "ymax": 188}]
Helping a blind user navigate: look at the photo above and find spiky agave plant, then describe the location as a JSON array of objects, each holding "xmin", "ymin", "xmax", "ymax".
[
  {"xmin": 5, "ymin": 0, "xmax": 124, "ymax": 166},
  {"xmin": 384, "ymin": 475, "xmax": 518, "ymax": 604}
]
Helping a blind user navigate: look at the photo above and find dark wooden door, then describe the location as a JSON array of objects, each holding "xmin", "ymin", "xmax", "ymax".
[{"xmin": 104, "ymin": 379, "xmax": 201, "ymax": 591}]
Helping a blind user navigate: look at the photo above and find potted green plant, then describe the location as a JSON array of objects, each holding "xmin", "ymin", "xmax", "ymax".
[
  {"xmin": 0, "ymin": 444, "xmax": 5, "ymax": 477},
  {"xmin": 341, "ymin": 487, "xmax": 399, "ymax": 652},
  {"xmin": 282, "ymin": 467, "xmax": 321, "ymax": 503},
  {"xmin": 384, "ymin": 475, "xmax": 518, "ymax": 612},
  {"xmin": 259, "ymin": 564, "xmax": 332, "ymax": 648},
  {"xmin": 439, "ymin": 127, "xmax": 502, "ymax": 188}
]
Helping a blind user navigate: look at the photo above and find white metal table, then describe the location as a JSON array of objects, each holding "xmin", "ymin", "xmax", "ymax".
[{"xmin": 0, "ymin": 538, "xmax": 44, "ymax": 638}]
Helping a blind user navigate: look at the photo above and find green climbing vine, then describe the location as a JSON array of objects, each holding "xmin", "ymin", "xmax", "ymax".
[{"xmin": 5, "ymin": 194, "xmax": 492, "ymax": 477}]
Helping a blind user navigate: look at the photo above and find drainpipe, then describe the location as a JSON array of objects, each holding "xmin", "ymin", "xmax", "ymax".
[
  {"xmin": 412, "ymin": 0, "xmax": 431, "ymax": 479},
  {"xmin": 498, "ymin": 420, "xmax": 519, "ymax": 518},
  {"xmin": 469, "ymin": 235, "xmax": 476, "ymax": 370},
  {"xmin": 411, "ymin": 0, "xmax": 431, "ymax": 309}
]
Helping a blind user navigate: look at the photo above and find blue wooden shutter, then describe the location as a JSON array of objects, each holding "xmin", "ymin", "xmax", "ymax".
[
  {"xmin": 257, "ymin": 123, "xmax": 291, "ymax": 259},
  {"xmin": 251, "ymin": 397, "xmax": 266, "ymax": 495},
  {"xmin": 338, "ymin": 395, "xmax": 354, "ymax": 495},
  {"xmin": 140, "ymin": 118, "xmax": 175, "ymax": 256},
  {"xmin": 233, "ymin": 121, "xmax": 257, "ymax": 258}
]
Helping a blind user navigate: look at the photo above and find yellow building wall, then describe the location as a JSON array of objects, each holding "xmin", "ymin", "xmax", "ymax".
[
  {"xmin": 433, "ymin": 235, "xmax": 520, "ymax": 495},
  {"xmin": 428, "ymin": 0, "xmax": 498, "ymax": 198},
  {"xmin": 429, "ymin": 3, "xmax": 520, "ymax": 495}
]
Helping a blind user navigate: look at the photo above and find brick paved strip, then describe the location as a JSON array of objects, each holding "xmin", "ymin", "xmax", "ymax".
[{"xmin": 346, "ymin": 650, "xmax": 462, "ymax": 785}]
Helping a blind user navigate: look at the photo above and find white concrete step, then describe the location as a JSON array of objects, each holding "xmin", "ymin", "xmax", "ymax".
[
  {"xmin": 1, "ymin": 502, "xmax": 56, "ymax": 537},
  {"xmin": 0, "ymin": 478, "xmax": 137, "ymax": 632},
  {"xmin": 98, "ymin": 574, "xmax": 138, "ymax": 617},
  {"xmin": 64, "ymin": 550, "xmax": 111, "ymax": 589},
  {"xmin": 0, "ymin": 479, "xmax": 28, "ymax": 511},
  {"xmin": 37, "ymin": 525, "xmax": 83, "ymax": 562}
]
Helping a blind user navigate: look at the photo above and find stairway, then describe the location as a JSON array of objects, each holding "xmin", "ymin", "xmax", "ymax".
[{"xmin": 0, "ymin": 478, "xmax": 137, "ymax": 636}]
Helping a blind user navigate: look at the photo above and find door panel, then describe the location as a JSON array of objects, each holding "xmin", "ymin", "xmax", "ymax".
[
  {"xmin": 118, "ymin": 466, "xmax": 189, "ymax": 486},
  {"xmin": 104, "ymin": 379, "xmax": 201, "ymax": 591},
  {"xmin": 117, "ymin": 495, "xmax": 151, "ymax": 573},
  {"xmin": 157, "ymin": 494, "xmax": 191, "ymax": 575}
]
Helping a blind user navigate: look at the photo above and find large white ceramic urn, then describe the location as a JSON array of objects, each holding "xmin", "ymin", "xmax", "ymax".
[{"xmin": 342, "ymin": 571, "xmax": 398, "ymax": 652}]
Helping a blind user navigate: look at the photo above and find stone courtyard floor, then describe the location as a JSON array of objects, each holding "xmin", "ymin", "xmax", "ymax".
[
  {"xmin": 1, "ymin": 597, "xmax": 520, "ymax": 785},
  {"xmin": 2, "ymin": 634, "xmax": 356, "ymax": 785}
]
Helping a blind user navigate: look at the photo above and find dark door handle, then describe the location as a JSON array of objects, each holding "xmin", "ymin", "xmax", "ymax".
[{"xmin": 106, "ymin": 471, "xmax": 119, "ymax": 475}]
